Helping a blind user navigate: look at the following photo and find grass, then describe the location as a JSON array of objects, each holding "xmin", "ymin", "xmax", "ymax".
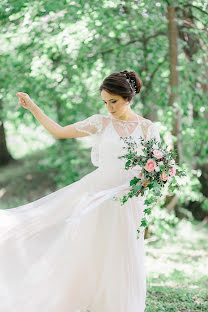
[
  {"xmin": 0, "ymin": 147, "xmax": 59, "ymax": 209},
  {"xmin": 145, "ymin": 220, "xmax": 208, "ymax": 311}
]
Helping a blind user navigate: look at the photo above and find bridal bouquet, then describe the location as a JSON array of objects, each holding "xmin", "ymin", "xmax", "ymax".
[{"xmin": 114, "ymin": 135, "xmax": 186, "ymax": 239}]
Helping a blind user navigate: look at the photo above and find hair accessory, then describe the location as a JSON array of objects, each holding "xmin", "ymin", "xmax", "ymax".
[{"xmin": 123, "ymin": 73, "xmax": 137, "ymax": 95}]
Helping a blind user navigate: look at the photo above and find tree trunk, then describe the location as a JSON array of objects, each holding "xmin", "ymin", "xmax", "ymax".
[
  {"xmin": 167, "ymin": 0, "xmax": 182, "ymax": 166},
  {"xmin": 0, "ymin": 121, "xmax": 14, "ymax": 166},
  {"xmin": 164, "ymin": 0, "xmax": 182, "ymax": 212}
]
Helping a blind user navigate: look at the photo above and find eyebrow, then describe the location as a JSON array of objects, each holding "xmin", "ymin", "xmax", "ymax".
[{"xmin": 102, "ymin": 99, "xmax": 116, "ymax": 102}]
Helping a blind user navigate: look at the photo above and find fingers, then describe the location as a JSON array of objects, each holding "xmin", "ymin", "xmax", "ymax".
[
  {"xmin": 18, "ymin": 97, "xmax": 26, "ymax": 106},
  {"xmin": 16, "ymin": 92, "xmax": 28, "ymax": 96},
  {"xmin": 16, "ymin": 92, "xmax": 28, "ymax": 98},
  {"xmin": 142, "ymin": 179, "xmax": 150, "ymax": 187},
  {"xmin": 19, "ymin": 98, "xmax": 25, "ymax": 104}
]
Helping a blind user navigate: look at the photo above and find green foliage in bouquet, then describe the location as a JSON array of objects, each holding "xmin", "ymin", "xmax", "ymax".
[{"xmin": 113, "ymin": 135, "xmax": 187, "ymax": 239}]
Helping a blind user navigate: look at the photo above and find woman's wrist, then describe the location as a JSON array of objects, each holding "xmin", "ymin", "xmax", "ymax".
[{"xmin": 29, "ymin": 103, "xmax": 39, "ymax": 113}]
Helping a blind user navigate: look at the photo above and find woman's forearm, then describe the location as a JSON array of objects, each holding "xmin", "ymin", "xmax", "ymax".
[{"xmin": 29, "ymin": 104, "xmax": 62, "ymax": 139}]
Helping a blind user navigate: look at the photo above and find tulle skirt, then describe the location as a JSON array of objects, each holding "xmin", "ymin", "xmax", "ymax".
[{"xmin": 0, "ymin": 166, "xmax": 147, "ymax": 312}]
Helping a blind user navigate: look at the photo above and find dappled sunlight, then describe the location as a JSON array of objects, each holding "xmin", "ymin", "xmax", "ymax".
[
  {"xmin": 1, "ymin": 0, "xmax": 207, "ymax": 310},
  {"xmin": 6, "ymin": 122, "xmax": 55, "ymax": 158},
  {"xmin": 145, "ymin": 219, "xmax": 208, "ymax": 291},
  {"xmin": 0, "ymin": 188, "xmax": 7, "ymax": 198}
]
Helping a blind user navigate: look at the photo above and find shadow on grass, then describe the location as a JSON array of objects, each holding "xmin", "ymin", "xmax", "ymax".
[
  {"xmin": 0, "ymin": 148, "xmax": 59, "ymax": 209},
  {"xmin": 145, "ymin": 221, "xmax": 208, "ymax": 311},
  {"xmin": 146, "ymin": 285, "xmax": 207, "ymax": 311}
]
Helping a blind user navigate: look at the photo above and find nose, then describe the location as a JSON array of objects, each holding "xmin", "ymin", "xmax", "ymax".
[{"xmin": 108, "ymin": 103, "xmax": 114, "ymax": 108}]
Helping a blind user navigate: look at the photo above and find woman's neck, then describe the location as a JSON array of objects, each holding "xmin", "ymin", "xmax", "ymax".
[{"xmin": 111, "ymin": 110, "xmax": 140, "ymax": 121}]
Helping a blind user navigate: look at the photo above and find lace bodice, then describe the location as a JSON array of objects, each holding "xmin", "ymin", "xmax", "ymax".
[{"xmin": 73, "ymin": 114, "xmax": 161, "ymax": 167}]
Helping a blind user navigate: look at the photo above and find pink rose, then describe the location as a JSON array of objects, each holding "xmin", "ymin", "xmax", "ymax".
[
  {"xmin": 170, "ymin": 166, "xmax": 176, "ymax": 176},
  {"xmin": 144, "ymin": 159, "xmax": 156, "ymax": 172},
  {"xmin": 160, "ymin": 170, "xmax": 169, "ymax": 181},
  {"xmin": 153, "ymin": 149, "xmax": 163, "ymax": 159}
]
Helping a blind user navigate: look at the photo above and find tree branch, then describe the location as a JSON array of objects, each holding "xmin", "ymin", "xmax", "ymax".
[
  {"xmin": 141, "ymin": 53, "xmax": 168, "ymax": 100},
  {"xmin": 184, "ymin": 4, "xmax": 208, "ymax": 17},
  {"xmin": 146, "ymin": 31, "xmax": 167, "ymax": 43},
  {"xmin": 81, "ymin": 31, "xmax": 167, "ymax": 61}
]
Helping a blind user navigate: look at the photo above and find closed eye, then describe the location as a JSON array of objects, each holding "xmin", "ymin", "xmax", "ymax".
[{"xmin": 103, "ymin": 100, "xmax": 117, "ymax": 104}]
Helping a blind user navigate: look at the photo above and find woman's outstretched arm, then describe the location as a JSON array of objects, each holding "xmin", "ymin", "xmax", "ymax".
[{"xmin": 16, "ymin": 92, "xmax": 91, "ymax": 139}]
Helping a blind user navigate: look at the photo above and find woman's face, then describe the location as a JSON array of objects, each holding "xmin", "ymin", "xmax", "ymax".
[{"xmin": 101, "ymin": 89, "xmax": 130, "ymax": 118}]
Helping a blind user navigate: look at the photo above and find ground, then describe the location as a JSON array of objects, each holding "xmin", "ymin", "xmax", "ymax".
[{"xmin": 145, "ymin": 220, "xmax": 208, "ymax": 311}]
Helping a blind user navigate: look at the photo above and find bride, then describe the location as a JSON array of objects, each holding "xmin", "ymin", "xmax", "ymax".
[{"xmin": 0, "ymin": 70, "xmax": 161, "ymax": 312}]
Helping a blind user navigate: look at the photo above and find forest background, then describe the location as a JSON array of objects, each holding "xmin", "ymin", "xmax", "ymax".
[{"xmin": 0, "ymin": 1, "xmax": 207, "ymax": 310}]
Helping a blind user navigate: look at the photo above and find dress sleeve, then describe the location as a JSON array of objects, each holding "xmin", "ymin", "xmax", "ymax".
[
  {"xmin": 146, "ymin": 122, "xmax": 161, "ymax": 144},
  {"xmin": 73, "ymin": 114, "xmax": 103, "ymax": 136},
  {"xmin": 73, "ymin": 114, "xmax": 103, "ymax": 167}
]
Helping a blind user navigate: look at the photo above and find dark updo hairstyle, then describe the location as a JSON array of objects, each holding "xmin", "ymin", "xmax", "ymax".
[{"xmin": 99, "ymin": 70, "xmax": 143, "ymax": 102}]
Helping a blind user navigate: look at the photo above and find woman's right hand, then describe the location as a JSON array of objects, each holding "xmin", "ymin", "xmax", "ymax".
[
  {"xmin": 16, "ymin": 92, "xmax": 37, "ymax": 111},
  {"xmin": 142, "ymin": 178, "xmax": 150, "ymax": 187}
]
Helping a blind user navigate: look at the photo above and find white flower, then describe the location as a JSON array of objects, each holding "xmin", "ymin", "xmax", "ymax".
[
  {"xmin": 170, "ymin": 159, "xmax": 175, "ymax": 165},
  {"xmin": 134, "ymin": 165, "xmax": 142, "ymax": 171},
  {"xmin": 158, "ymin": 161, "xmax": 164, "ymax": 166},
  {"xmin": 155, "ymin": 166, "xmax": 160, "ymax": 172},
  {"xmin": 136, "ymin": 147, "xmax": 145, "ymax": 156},
  {"xmin": 152, "ymin": 143, "xmax": 158, "ymax": 150}
]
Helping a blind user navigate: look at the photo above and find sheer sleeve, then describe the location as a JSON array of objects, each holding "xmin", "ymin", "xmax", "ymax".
[
  {"xmin": 146, "ymin": 122, "xmax": 161, "ymax": 144},
  {"xmin": 73, "ymin": 114, "xmax": 103, "ymax": 167},
  {"xmin": 73, "ymin": 114, "xmax": 103, "ymax": 136}
]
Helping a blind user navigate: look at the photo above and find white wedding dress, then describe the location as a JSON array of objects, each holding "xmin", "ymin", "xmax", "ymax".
[{"xmin": 0, "ymin": 113, "xmax": 161, "ymax": 312}]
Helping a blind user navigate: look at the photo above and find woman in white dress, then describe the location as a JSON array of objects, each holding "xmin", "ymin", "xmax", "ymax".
[{"xmin": 0, "ymin": 70, "xmax": 161, "ymax": 312}]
